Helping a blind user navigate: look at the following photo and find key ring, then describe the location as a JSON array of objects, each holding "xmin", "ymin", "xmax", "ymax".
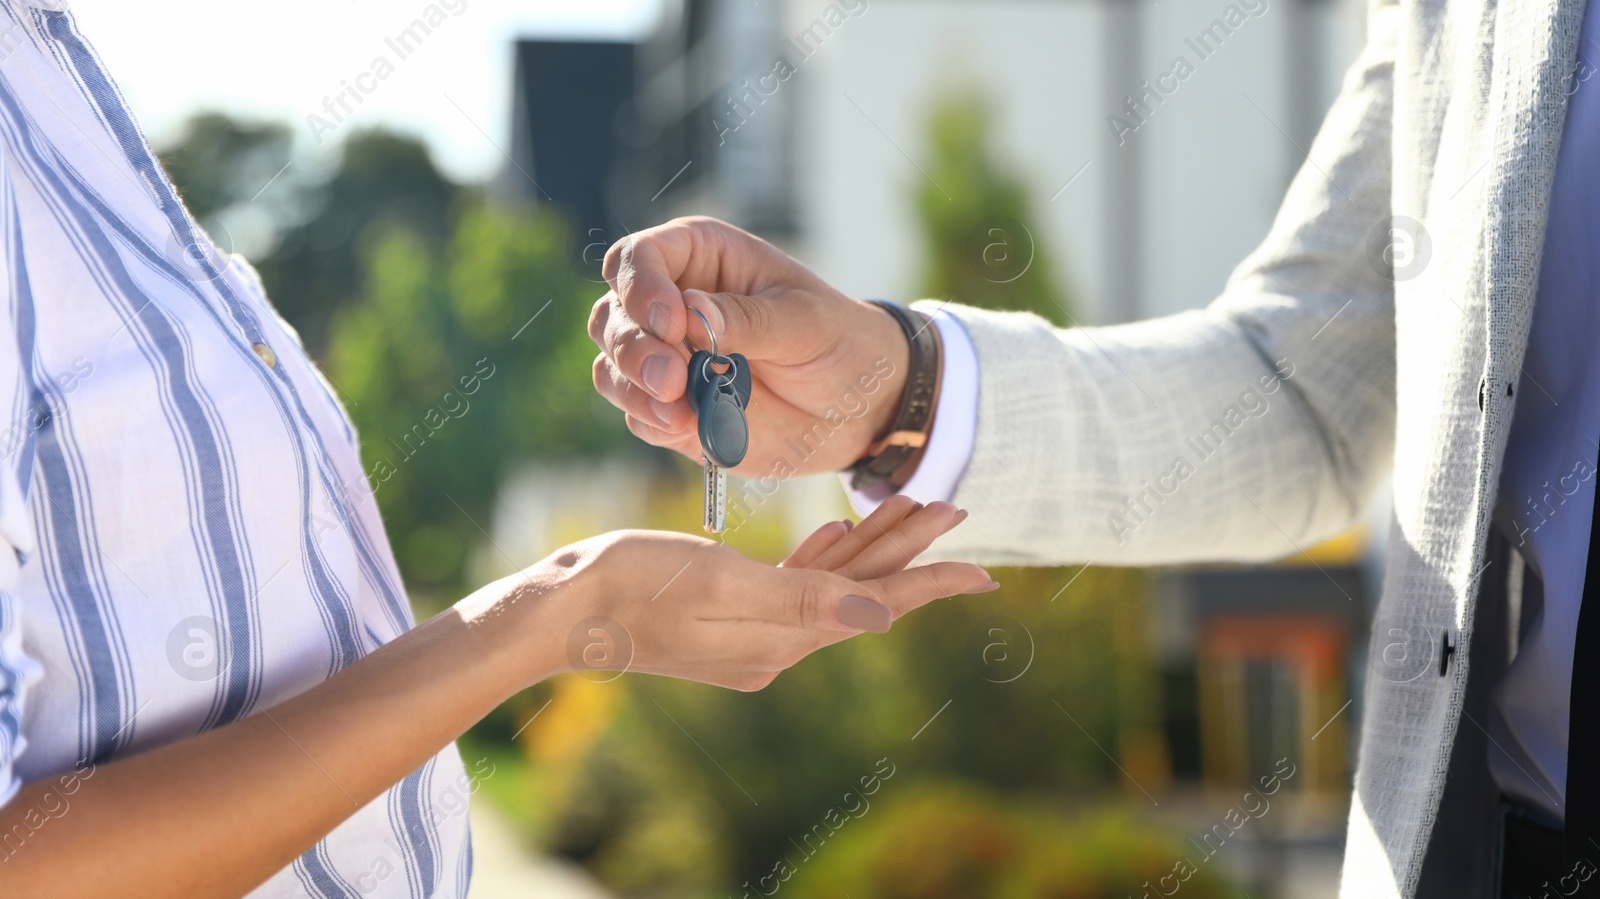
[
  {"xmin": 685, "ymin": 306, "xmax": 718, "ymax": 357},
  {"xmin": 701, "ymin": 353, "xmax": 739, "ymax": 390},
  {"xmin": 685, "ymin": 305, "xmax": 738, "ymax": 388}
]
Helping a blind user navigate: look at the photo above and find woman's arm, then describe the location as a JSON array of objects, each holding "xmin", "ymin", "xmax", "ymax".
[{"xmin": 0, "ymin": 498, "xmax": 988, "ymax": 898}]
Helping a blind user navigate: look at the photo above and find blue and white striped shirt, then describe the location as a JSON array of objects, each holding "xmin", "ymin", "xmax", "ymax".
[{"xmin": 0, "ymin": 4, "xmax": 472, "ymax": 895}]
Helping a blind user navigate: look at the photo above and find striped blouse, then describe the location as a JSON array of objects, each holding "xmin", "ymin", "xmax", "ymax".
[{"xmin": 0, "ymin": 3, "xmax": 472, "ymax": 896}]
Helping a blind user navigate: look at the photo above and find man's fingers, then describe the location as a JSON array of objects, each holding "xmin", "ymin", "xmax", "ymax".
[
  {"xmin": 781, "ymin": 519, "xmax": 853, "ymax": 569},
  {"xmin": 623, "ymin": 413, "xmax": 703, "ymax": 459},
  {"xmin": 834, "ymin": 502, "xmax": 962, "ymax": 581},
  {"xmin": 590, "ymin": 286, "xmax": 695, "ymax": 406},
  {"xmin": 810, "ymin": 495, "xmax": 921, "ymax": 571},
  {"xmin": 605, "ymin": 225, "xmax": 696, "ymax": 344},
  {"xmin": 593, "ymin": 354, "xmax": 693, "ymax": 434},
  {"xmin": 588, "ymin": 293, "xmax": 610, "ymax": 345},
  {"xmin": 866, "ymin": 563, "xmax": 997, "ymax": 617},
  {"xmin": 683, "ymin": 288, "xmax": 823, "ymax": 360}
]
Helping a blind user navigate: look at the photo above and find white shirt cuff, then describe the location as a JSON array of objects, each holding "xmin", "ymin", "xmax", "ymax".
[{"xmin": 842, "ymin": 305, "xmax": 979, "ymax": 516}]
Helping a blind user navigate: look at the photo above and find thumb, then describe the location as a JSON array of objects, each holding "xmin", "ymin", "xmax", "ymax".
[{"xmin": 684, "ymin": 288, "xmax": 804, "ymax": 359}]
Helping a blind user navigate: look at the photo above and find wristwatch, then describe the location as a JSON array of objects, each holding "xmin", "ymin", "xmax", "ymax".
[{"xmin": 848, "ymin": 300, "xmax": 943, "ymax": 490}]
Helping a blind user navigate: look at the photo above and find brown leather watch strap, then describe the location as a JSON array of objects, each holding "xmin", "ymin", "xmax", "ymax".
[{"xmin": 848, "ymin": 301, "xmax": 943, "ymax": 490}]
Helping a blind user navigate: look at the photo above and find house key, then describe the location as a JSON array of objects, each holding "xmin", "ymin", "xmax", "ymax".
[{"xmin": 684, "ymin": 309, "xmax": 750, "ymax": 533}]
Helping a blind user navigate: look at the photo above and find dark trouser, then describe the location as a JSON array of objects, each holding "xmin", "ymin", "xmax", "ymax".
[
  {"xmin": 1496, "ymin": 805, "xmax": 1592, "ymax": 899},
  {"xmin": 1415, "ymin": 531, "xmax": 1597, "ymax": 898}
]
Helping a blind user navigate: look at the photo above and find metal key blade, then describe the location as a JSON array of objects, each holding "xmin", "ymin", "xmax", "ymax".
[{"xmin": 703, "ymin": 458, "xmax": 728, "ymax": 533}]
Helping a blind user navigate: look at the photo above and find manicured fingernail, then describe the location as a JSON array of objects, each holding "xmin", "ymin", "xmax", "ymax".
[
  {"xmin": 641, "ymin": 354, "xmax": 671, "ymax": 396},
  {"xmin": 960, "ymin": 581, "xmax": 1001, "ymax": 594},
  {"xmin": 652, "ymin": 399, "xmax": 676, "ymax": 427},
  {"xmin": 837, "ymin": 595, "xmax": 891, "ymax": 633},
  {"xmin": 841, "ymin": 518, "xmax": 855, "ymax": 531},
  {"xmin": 684, "ymin": 289, "xmax": 725, "ymax": 336},
  {"xmin": 648, "ymin": 303, "xmax": 672, "ymax": 339},
  {"xmin": 951, "ymin": 510, "xmax": 969, "ymax": 526}
]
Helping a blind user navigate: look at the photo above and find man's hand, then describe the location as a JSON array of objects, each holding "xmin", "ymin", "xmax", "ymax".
[{"xmin": 589, "ymin": 216, "xmax": 911, "ymax": 477}]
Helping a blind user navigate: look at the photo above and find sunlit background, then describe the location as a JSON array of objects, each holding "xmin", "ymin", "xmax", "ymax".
[{"xmin": 71, "ymin": 0, "xmax": 1388, "ymax": 895}]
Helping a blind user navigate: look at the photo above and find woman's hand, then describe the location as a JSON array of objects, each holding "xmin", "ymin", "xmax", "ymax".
[{"xmin": 489, "ymin": 497, "xmax": 992, "ymax": 692}]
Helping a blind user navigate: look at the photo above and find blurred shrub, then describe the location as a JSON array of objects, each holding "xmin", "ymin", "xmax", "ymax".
[
  {"xmin": 782, "ymin": 783, "xmax": 1238, "ymax": 899},
  {"xmin": 516, "ymin": 563, "xmax": 1163, "ymax": 896}
]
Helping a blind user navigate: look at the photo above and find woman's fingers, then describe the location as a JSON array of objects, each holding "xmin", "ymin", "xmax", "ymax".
[
  {"xmin": 865, "ymin": 562, "xmax": 997, "ymax": 617},
  {"xmin": 796, "ymin": 560, "xmax": 1000, "ymax": 655},
  {"xmin": 833, "ymin": 502, "xmax": 964, "ymax": 581},
  {"xmin": 781, "ymin": 518, "xmax": 853, "ymax": 568},
  {"xmin": 712, "ymin": 565, "xmax": 895, "ymax": 634},
  {"xmin": 713, "ymin": 556, "xmax": 993, "ymax": 635},
  {"xmin": 808, "ymin": 495, "xmax": 921, "ymax": 571}
]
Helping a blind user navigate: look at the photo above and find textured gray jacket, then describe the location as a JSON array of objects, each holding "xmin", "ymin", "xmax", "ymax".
[{"xmin": 930, "ymin": 0, "xmax": 1586, "ymax": 894}]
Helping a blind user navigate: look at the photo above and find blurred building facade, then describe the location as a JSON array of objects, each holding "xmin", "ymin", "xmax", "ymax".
[{"xmin": 508, "ymin": 0, "xmax": 1366, "ymax": 323}]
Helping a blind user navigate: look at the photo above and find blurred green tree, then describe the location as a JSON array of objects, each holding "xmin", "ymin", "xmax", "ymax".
[
  {"xmin": 913, "ymin": 87, "xmax": 1071, "ymax": 327},
  {"xmin": 900, "ymin": 81, "xmax": 1168, "ymax": 802},
  {"xmin": 322, "ymin": 201, "xmax": 632, "ymax": 596},
  {"xmin": 158, "ymin": 112, "xmax": 293, "ymax": 223},
  {"xmin": 160, "ymin": 117, "xmax": 632, "ymax": 599},
  {"xmin": 160, "ymin": 120, "xmax": 464, "ymax": 360},
  {"xmin": 257, "ymin": 130, "xmax": 462, "ymax": 358}
]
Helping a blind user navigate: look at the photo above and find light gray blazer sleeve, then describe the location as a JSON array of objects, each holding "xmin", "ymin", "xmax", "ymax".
[{"xmin": 936, "ymin": 4, "xmax": 1400, "ymax": 566}]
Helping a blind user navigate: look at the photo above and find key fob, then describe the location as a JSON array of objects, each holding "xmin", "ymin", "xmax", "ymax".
[
  {"xmin": 687, "ymin": 350, "xmax": 712, "ymax": 415},
  {"xmin": 699, "ymin": 386, "xmax": 749, "ymax": 468},
  {"xmin": 725, "ymin": 352, "xmax": 751, "ymax": 407}
]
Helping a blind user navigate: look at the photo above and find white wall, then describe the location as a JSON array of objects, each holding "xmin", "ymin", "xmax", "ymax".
[
  {"xmin": 785, "ymin": 0, "xmax": 1366, "ymax": 325},
  {"xmin": 790, "ymin": 0, "xmax": 1110, "ymax": 317}
]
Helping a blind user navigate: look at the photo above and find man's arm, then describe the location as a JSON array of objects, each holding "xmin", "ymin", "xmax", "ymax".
[
  {"xmin": 934, "ymin": 2, "xmax": 1399, "ymax": 565},
  {"xmin": 592, "ymin": 0, "xmax": 1400, "ymax": 567}
]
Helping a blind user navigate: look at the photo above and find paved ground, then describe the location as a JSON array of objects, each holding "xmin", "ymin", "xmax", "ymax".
[{"xmin": 467, "ymin": 801, "xmax": 614, "ymax": 899}]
